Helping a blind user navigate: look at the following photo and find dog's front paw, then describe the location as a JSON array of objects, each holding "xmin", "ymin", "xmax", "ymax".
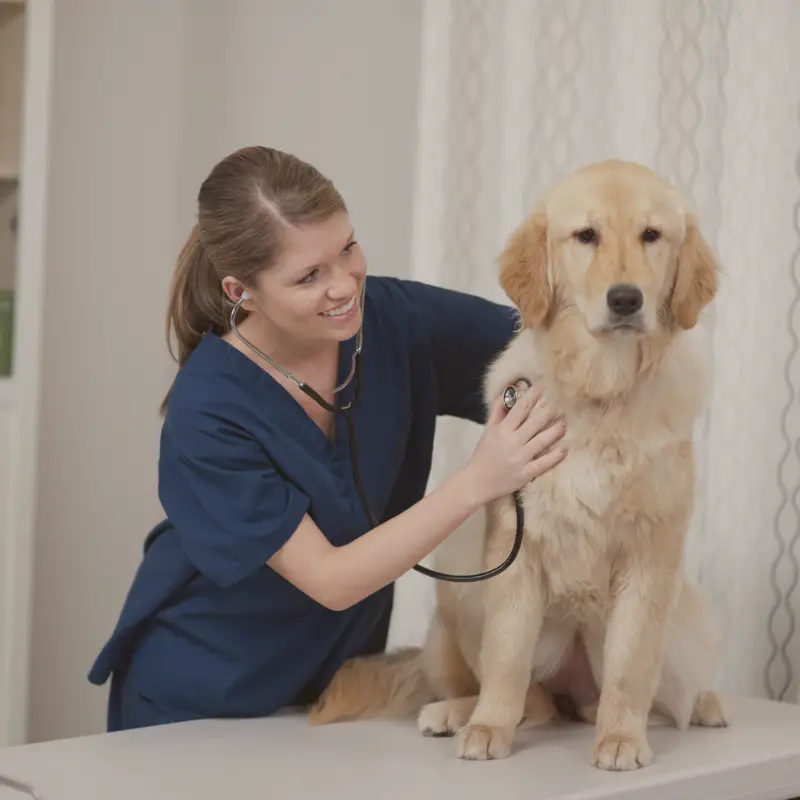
[
  {"xmin": 455, "ymin": 723, "xmax": 514, "ymax": 760},
  {"xmin": 592, "ymin": 732, "xmax": 652, "ymax": 771}
]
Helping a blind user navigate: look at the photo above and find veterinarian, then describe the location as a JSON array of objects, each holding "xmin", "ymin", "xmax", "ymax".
[{"xmin": 88, "ymin": 146, "xmax": 568, "ymax": 732}]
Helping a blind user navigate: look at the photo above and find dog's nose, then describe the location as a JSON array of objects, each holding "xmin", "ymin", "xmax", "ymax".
[{"xmin": 607, "ymin": 284, "xmax": 643, "ymax": 317}]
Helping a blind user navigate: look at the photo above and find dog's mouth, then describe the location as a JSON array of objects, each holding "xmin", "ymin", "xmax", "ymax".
[{"xmin": 599, "ymin": 315, "xmax": 647, "ymax": 337}]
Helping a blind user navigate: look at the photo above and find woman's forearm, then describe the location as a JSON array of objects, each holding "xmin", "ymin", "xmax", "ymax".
[
  {"xmin": 270, "ymin": 464, "xmax": 480, "ymax": 612},
  {"xmin": 321, "ymin": 466, "xmax": 485, "ymax": 610}
]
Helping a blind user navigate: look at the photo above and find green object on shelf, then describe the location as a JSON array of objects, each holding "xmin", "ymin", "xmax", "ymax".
[{"xmin": 0, "ymin": 290, "xmax": 14, "ymax": 377}]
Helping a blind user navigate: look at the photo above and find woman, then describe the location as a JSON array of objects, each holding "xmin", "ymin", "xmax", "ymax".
[{"xmin": 88, "ymin": 145, "xmax": 568, "ymax": 731}]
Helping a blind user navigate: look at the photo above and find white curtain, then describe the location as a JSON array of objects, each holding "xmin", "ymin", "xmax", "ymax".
[{"xmin": 388, "ymin": 0, "xmax": 800, "ymax": 704}]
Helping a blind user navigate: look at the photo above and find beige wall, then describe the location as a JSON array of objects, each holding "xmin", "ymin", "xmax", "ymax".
[{"xmin": 28, "ymin": 0, "xmax": 422, "ymax": 742}]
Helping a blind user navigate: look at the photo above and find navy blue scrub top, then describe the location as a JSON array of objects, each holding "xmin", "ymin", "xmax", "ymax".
[{"xmin": 88, "ymin": 276, "xmax": 518, "ymax": 728}]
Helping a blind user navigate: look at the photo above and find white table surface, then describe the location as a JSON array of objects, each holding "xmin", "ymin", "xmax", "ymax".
[{"xmin": 1, "ymin": 697, "xmax": 800, "ymax": 799}]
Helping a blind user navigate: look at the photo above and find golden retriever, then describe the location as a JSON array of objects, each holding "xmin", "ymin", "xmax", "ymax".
[{"xmin": 308, "ymin": 160, "xmax": 728, "ymax": 771}]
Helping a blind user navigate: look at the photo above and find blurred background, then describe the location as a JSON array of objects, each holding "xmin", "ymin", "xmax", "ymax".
[{"xmin": 1, "ymin": 0, "xmax": 800, "ymax": 745}]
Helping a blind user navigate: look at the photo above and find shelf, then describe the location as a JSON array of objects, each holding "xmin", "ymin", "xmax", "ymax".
[
  {"xmin": 0, "ymin": 0, "xmax": 21, "ymax": 385},
  {"xmin": 0, "ymin": 1, "xmax": 25, "ymax": 183}
]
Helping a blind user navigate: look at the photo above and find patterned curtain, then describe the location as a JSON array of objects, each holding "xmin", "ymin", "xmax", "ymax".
[{"xmin": 387, "ymin": 0, "xmax": 800, "ymax": 704}]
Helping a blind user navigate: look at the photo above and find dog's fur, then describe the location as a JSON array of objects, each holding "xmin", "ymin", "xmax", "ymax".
[{"xmin": 308, "ymin": 160, "xmax": 727, "ymax": 770}]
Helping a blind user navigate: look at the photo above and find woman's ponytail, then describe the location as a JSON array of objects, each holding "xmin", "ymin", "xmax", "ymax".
[
  {"xmin": 159, "ymin": 145, "xmax": 348, "ymax": 415},
  {"xmin": 161, "ymin": 224, "xmax": 225, "ymax": 413}
]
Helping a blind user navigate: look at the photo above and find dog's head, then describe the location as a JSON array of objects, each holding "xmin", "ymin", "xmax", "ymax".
[{"xmin": 499, "ymin": 160, "xmax": 719, "ymax": 339}]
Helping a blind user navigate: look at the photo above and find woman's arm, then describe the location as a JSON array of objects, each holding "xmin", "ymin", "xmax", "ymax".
[
  {"xmin": 268, "ymin": 468, "xmax": 478, "ymax": 611},
  {"xmin": 268, "ymin": 389, "xmax": 566, "ymax": 611}
]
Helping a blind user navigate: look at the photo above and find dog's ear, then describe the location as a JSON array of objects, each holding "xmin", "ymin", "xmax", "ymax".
[
  {"xmin": 498, "ymin": 210, "xmax": 552, "ymax": 328},
  {"xmin": 670, "ymin": 213, "xmax": 719, "ymax": 330}
]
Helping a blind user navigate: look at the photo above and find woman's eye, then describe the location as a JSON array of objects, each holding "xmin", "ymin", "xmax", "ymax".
[
  {"xmin": 299, "ymin": 268, "xmax": 319, "ymax": 285},
  {"xmin": 342, "ymin": 240, "xmax": 358, "ymax": 255}
]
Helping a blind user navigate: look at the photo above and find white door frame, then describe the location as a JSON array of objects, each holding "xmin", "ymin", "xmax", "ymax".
[{"xmin": 0, "ymin": 0, "xmax": 54, "ymax": 747}]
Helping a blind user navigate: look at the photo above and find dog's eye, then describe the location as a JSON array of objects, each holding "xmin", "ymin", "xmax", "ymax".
[
  {"xmin": 574, "ymin": 227, "xmax": 598, "ymax": 245},
  {"xmin": 642, "ymin": 228, "xmax": 661, "ymax": 243}
]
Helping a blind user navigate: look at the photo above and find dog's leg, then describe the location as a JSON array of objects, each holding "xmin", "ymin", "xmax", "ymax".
[
  {"xmin": 422, "ymin": 588, "xmax": 479, "ymax": 701},
  {"xmin": 455, "ymin": 501, "xmax": 544, "ymax": 761},
  {"xmin": 654, "ymin": 579, "xmax": 729, "ymax": 730},
  {"xmin": 454, "ymin": 587, "xmax": 546, "ymax": 761},
  {"xmin": 417, "ymin": 608, "xmax": 481, "ymax": 737},
  {"xmin": 591, "ymin": 541, "xmax": 681, "ymax": 771}
]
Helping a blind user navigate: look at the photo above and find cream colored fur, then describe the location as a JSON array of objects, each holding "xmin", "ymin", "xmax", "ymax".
[{"xmin": 308, "ymin": 160, "xmax": 728, "ymax": 770}]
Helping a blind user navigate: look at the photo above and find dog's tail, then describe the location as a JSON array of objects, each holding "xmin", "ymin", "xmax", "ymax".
[{"xmin": 308, "ymin": 647, "xmax": 432, "ymax": 725}]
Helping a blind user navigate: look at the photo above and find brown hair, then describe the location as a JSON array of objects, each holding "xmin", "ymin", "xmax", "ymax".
[{"xmin": 161, "ymin": 145, "xmax": 347, "ymax": 412}]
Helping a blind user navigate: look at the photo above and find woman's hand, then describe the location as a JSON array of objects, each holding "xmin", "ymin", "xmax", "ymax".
[{"xmin": 465, "ymin": 383, "xmax": 567, "ymax": 504}]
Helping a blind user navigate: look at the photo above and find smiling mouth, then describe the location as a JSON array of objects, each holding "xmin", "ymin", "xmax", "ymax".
[{"xmin": 320, "ymin": 295, "xmax": 357, "ymax": 318}]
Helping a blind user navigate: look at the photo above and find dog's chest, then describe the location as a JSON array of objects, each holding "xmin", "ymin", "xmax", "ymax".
[
  {"xmin": 520, "ymin": 410, "xmax": 682, "ymax": 613},
  {"xmin": 529, "ymin": 416, "xmax": 643, "ymax": 521}
]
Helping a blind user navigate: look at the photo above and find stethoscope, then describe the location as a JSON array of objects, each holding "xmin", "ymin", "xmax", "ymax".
[{"xmin": 230, "ymin": 286, "xmax": 526, "ymax": 584}]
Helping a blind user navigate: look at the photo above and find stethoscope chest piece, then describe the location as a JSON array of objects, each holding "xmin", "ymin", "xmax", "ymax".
[{"xmin": 502, "ymin": 378, "xmax": 532, "ymax": 412}]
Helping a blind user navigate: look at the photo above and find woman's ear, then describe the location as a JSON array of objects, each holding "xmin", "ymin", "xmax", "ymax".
[
  {"xmin": 670, "ymin": 213, "xmax": 719, "ymax": 329},
  {"xmin": 498, "ymin": 210, "xmax": 552, "ymax": 328},
  {"xmin": 221, "ymin": 276, "xmax": 253, "ymax": 309}
]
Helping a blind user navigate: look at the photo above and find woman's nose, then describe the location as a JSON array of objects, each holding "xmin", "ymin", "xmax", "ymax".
[{"xmin": 328, "ymin": 267, "xmax": 359, "ymax": 299}]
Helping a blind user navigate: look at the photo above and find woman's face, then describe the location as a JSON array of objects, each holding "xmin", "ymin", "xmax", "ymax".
[{"xmin": 226, "ymin": 210, "xmax": 366, "ymax": 345}]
